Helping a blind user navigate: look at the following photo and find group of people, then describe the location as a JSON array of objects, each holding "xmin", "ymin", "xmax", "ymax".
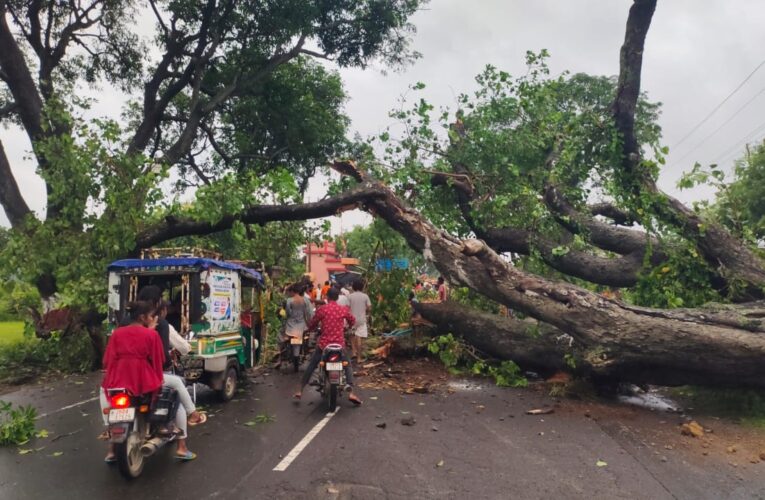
[
  {"xmin": 282, "ymin": 278, "xmax": 372, "ymax": 405},
  {"xmin": 98, "ymin": 286, "xmax": 207, "ymax": 463},
  {"xmin": 412, "ymin": 276, "xmax": 449, "ymax": 302}
]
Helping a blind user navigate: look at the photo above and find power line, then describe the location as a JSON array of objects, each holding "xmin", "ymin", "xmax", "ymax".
[
  {"xmin": 672, "ymin": 58, "xmax": 765, "ymax": 149},
  {"xmin": 671, "ymin": 83, "xmax": 765, "ymax": 166},
  {"xmin": 710, "ymin": 118, "xmax": 765, "ymax": 164}
]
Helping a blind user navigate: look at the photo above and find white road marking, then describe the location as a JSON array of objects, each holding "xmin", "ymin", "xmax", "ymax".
[
  {"xmin": 36, "ymin": 396, "xmax": 99, "ymax": 419},
  {"xmin": 273, "ymin": 408, "xmax": 340, "ymax": 471}
]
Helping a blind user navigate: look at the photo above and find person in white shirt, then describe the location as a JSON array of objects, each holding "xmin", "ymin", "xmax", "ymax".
[
  {"xmin": 336, "ymin": 285, "xmax": 351, "ymax": 308},
  {"xmin": 347, "ymin": 280, "xmax": 372, "ymax": 363}
]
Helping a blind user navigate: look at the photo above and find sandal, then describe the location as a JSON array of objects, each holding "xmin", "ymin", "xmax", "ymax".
[
  {"xmin": 175, "ymin": 450, "xmax": 197, "ymax": 461},
  {"xmin": 104, "ymin": 455, "xmax": 117, "ymax": 464},
  {"xmin": 188, "ymin": 412, "xmax": 207, "ymax": 426},
  {"xmin": 293, "ymin": 392, "xmax": 302, "ymax": 400},
  {"xmin": 97, "ymin": 430, "xmax": 110, "ymax": 441},
  {"xmin": 348, "ymin": 394, "xmax": 363, "ymax": 406}
]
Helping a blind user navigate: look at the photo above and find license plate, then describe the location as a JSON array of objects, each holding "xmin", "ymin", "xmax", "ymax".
[
  {"xmin": 290, "ymin": 337, "xmax": 303, "ymax": 345},
  {"xmin": 108, "ymin": 407, "xmax": 135, "ymax": 423},
  {"xmin": 326, "ymin": 362, "xmax": 343, "ymax": 371}
]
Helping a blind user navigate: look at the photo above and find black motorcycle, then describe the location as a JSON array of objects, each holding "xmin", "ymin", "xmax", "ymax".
[
  {"xmin": 317, "ymin": 343, "xmax": 347, "ymax": 411},
  {"xmin": 104, "ymin": 387, "xmax": 180, "ymax": 479}
]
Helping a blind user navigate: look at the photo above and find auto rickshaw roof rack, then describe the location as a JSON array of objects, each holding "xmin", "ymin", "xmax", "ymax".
[
  {"xmin": 108, "ymin": 257, "xmax": 265, "ymax": 288},
  {"xmin": 140, "ymin": 247, "xmax": 222, "ymax": 260}
]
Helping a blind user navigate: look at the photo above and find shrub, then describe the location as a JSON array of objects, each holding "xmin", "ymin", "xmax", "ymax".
[
  {"xmin": 0, "ymin": 331, "xmax": 93, "ymax": 384},
  {"xmin": 0, "ymin": 400, "xmax": 37, "ymax": 446}
]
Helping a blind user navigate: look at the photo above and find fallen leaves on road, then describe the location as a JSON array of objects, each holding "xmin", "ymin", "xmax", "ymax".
[
  {"xmin": 244, "ymin": 413, "xmax": 275, "ymax": 426},
  {"xmin": 401, "ymin": 416, "xmax": 416, "ymax": 426},
  {"xmin": 596, "ymin": 460, "xmax": 607, "ymax": 467},
  {"xmin": 436, "ymin": 460, "xmax": 444, "ymax": 467},
  {"xmin": 376, "ymin": 422, "xmax": 387, "ymax": 429},
  {"xmin": 356, "ymin": 358, "xmax": 448, "ymax": 395}
]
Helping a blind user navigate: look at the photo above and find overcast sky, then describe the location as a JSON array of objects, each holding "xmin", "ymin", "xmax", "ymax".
[{"xmin": 5, "ymin": 0, "xmax": 765, "ymax": 231}]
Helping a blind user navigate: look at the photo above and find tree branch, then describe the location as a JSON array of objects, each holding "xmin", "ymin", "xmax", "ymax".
[
  {"xmin": 0, "ymin": 7, "xmax": 44, "ymax": 139},
  {"xmin": 0, "ymin": 139, "xmax": 32, "ymax": 227},
  {"xmin": 589, "ymin": 202, "xmax": 635, "ymax": 226},
  {"xmin": 611, "ymin": 0, "xmax": 765, "ymax": 295},
  {"xmin": 133, "ymin": 182, "xmax": 385, "ymax": 250}
]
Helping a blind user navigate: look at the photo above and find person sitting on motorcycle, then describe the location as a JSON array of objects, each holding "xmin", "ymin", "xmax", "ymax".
[
  {"xmin": 293, "ymin": 288, "xmax": 362, "ymax": 405},
  {"xmin": 138, "ymin": 289, "xmax": 207, "ymax": 447},
  {"xmin": 157, "ymin": 301, "xmax": 207, "ymax": 437},
  {"xmin": 99, "ymin": 301, "xmax": 196, "ymax": 462}
]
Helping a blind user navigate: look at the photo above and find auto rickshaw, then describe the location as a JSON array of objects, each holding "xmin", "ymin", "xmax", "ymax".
[{"xmin": 106, "ymin": 252, "xmax": 266, "ymax": 401}]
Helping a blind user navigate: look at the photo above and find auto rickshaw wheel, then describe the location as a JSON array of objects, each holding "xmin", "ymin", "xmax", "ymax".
[{"xmin": 217, "ymin": 360, "xmax": 238, "ymax": 402}]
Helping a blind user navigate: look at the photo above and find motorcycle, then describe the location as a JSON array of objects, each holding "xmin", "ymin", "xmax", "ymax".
[
  {"xmin": 317, "ymin": 343, "xmax": 348, "ymax": 412},
  {"xmin": 287, "ymin": 330, "xmax": 313, "ymax": 373},
  {"xmin": 104, "ymin": 387, "xmax": 180, "ymax": 479}
]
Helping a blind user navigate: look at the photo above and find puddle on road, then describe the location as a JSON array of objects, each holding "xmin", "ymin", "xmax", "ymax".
[{"xmin": 617, "ymin": 388, "xmax": 680, "ymax": 413}]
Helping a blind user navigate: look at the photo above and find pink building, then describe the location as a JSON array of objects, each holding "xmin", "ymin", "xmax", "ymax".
[{"xmin": 304, "ymin": 241, "xmax": 358, "ymax": 284}]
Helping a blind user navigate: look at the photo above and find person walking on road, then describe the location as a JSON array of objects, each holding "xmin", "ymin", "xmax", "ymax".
[{"xmin": 348, "ymin": 279, "xmax": 372, "ymax": 364}]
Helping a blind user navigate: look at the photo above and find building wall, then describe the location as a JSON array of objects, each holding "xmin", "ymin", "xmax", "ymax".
[{"xmin": 305, "ymin": 241, "xmax": 347, "ymax": 285}]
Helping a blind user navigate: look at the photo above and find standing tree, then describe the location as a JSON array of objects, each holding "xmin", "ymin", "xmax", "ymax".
[{"xmin": 0, "ymin": 0, "xmax": 423, "ymax": 299}]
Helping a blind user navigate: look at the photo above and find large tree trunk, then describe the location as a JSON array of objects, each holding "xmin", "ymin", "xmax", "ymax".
[
  {"xmin": 415, "ymin": 301, "xmax": 765, "ymax": 389},
  {"xmin": 414, "ymin": 302, "xmax": 584, "ymax": 376}
]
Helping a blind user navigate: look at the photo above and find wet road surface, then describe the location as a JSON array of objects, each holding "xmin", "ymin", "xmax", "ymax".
[{"xmin": 1, "ymin": 369, "xmax": 764, "ymax": 499}]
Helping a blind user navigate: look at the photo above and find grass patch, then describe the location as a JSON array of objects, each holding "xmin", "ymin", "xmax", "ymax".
[
  {"xmin": 671, "ymin": 386, "xmax": 765, "ymax": 426},
  {"xmin": 0, "ymin": 322, "xmax": 24, "ymax": 345}
]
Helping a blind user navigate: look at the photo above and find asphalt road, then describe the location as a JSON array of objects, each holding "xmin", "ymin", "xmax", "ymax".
[{"xmin": 1, "ymin": 369, "xmax": 764, "ymax": 500}]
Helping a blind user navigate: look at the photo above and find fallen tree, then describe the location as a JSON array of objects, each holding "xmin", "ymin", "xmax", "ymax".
[{"xmin": 333, "ymin": 159, "xmax": 765, "ymax": 389}]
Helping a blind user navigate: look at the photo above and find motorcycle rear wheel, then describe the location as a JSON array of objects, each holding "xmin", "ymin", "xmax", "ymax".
[
  {"xmin": 116, "ymin": 426, "xmax": 145, "ymax": 479},
  {"xmin": 327, "ymin": 381, "xmax": 338, "ymax": 412}
]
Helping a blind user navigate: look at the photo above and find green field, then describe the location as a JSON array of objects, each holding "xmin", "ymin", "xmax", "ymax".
[{"xmin": 0, "ymin": 321, "xmax": 24, "ymax": 345}]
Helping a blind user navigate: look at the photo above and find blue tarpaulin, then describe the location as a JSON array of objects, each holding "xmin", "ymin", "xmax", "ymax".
[
  {"xmin": 375, "ymin": 258, "xmax": 409, "ymax": 272},
  {"xmin": 108, "ymin": 258, "xmax": 264, "ymax": 286}
]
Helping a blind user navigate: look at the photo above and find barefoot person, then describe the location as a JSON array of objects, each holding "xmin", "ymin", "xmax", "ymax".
[
  {"xmin": 294, "ymin": 288, "xmax": 361, "ymax": 405},
  {"xmin": 348, "ymin": 279, "xmax": 372, "ymax": 363}
]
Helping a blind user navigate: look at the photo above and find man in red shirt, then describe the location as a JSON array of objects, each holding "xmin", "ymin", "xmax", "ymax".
[{"xmin": 294, "ymin": 288, "xmax": 362, "ymax": 405}]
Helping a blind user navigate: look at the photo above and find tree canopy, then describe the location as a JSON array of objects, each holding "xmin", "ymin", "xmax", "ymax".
[{"xmin": 0, "ymin": 0, "xmax": 425, "ymax": 306}]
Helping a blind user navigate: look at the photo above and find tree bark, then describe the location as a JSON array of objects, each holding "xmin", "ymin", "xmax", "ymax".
[
  {"xmin": 0, "ymin": 139, "xmax": 31, "ymax": 226},
  {"xmin": 414, "ymin": 301, "xmax": 584, "ymax": 376}
]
